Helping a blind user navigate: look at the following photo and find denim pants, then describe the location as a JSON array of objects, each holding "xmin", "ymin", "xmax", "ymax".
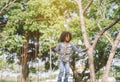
[{"xmin": 57, "ymin": 61, "xmax": 70, "ymax": 82}]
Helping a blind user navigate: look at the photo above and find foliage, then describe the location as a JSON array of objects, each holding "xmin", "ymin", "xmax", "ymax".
[
  {"xmin": 0, "ymin": 59, "xmax": 3, "ymax": 69},
  {"xmin": 0, "ymin": 0, "xmax": 120, "ymax": 81},
  {"xmin": 29, "ymin": 67, "xmax": 36, "ymax": 73},
  {"xmin": 114, "ymin": 66, "xmax": 120, "ymax": 73},
  {"xmin": 96, "ymin": 70, "xmax": 103, "ymax": 79}
]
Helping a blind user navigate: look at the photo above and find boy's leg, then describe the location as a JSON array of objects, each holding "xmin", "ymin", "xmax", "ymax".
[
  {"xmin": 64, "ymin": 62, "xmax": 70, "ymax": 82},
  {"xmin": 57, "ymin": 61, "xmax": 64, "ymax": 82}
]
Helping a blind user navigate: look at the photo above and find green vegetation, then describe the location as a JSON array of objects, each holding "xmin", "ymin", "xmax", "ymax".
[{"xmin": 0, "ymin": 0, "xmax": 120, "ymax": 82}]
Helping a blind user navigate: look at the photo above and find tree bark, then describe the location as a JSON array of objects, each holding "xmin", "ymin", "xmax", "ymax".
[
  {"xmin": 77, "ymin": 0, "xmax": 96, "ymax": 82},
  {"xmin": 21, "ymin": 42, "xmax": 29, "ymax": 82},
  {"xmin": 102, "ymin": 32, "xmax": 120, "ymax": 82}
]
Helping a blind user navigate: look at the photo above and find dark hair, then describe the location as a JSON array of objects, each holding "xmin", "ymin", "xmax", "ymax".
[{"xmin": 59, "ymin": 31, "xmax": 72, "ymax": 42}]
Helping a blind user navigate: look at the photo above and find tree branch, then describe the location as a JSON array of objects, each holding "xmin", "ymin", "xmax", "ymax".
[
  {"xmin": 73, "ymin": 0, "xmax": 79, "ymax": 4},
  {"xmin": 97, "ymin": 20, "xmax": 114, "ymax": 45},
  {"xmin": 0, "ymin": 0, "xmax": 16, "ymax": 15},
  {"xmin": 104, "ymin": 33, "xmax": 113, "ymax": 45},
  {"xmin": 83, "ymin": 0, "xmax": 93, "ymax": 14},
  {"xmin": 102, "ymin": 32, "xmax": 120, "ymax": 82},
  {"xmin": 92, "ymin": 15, "xmax": 120, "ymax": 49}
]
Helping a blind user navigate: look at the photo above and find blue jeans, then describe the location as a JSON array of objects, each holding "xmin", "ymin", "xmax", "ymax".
[{"xmin": 57, "ymin": 61, "xmax": 70, "ymax": 82}]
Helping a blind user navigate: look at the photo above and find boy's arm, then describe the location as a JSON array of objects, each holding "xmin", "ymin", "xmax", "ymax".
[
  {"xmin": 51, "ymin": 43, "xmax": 60, "ymax": 52},
  {"xmin": 71, "ymin": 44, "xmax": 88, "ymax": 53}
]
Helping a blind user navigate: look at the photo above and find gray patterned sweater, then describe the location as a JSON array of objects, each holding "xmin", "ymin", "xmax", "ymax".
[{"xmin": 53, "ymin": 42, "xmax": 86, "ymax": 59}]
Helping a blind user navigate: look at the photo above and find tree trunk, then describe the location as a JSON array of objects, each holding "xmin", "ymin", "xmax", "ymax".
[
  {"xmin": 21, "ymin": 42, "xmax": 29, "ymax": 82},
  {"xmin": 20, "ymin": 31, "xmax": 41, "ymax": 82},
  {"xmin": 102, "ymin": 32, "xmax": 120, "ymax": 82},
  {"xmin": 21, "ymin": 63, "xmax": 29, "ymax": 82},
  {"xmin": 77, "ymin": 0, "xmax": 96, "ymax": 82}
]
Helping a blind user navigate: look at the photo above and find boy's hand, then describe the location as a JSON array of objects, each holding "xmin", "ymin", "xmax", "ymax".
[
  {"xmin": 86, "ymin": 48, "xmax": 89, "ymax": 51},
  {"xmin": 50, "ymin": 46, "xmax": 55, "ymax": 49},
  {"xmin": 56, "ymin": 53, "xmax": 59, "ymax": 57}
]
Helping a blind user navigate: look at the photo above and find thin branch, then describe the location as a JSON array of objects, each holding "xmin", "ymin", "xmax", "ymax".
[
  {"xmin": 92, "ymin": 15, "xmax": 120, "ymax": 49},
  {"xmin": 73, "ymin": 0, "xmax": 79, "ymax": 4},
  {"xmin": 97, "ymin": 20, "xmax": 114, "ymax": 45},
  {"xmin": 83, "ymin": 0, "xmax": 93, "ymax": 14},
  {"xmin": 104, "ymin": 33, "xmax": 113, "ymax": 45},
  {"xmin": 103, "ymin": 16, "xmax": 120, "ymax": 32},
  {"xmin": 0, "ymin": 0, "xmax": 17, "ymax": 15}
]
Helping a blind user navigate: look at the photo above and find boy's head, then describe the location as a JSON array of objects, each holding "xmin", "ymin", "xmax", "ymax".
[{"xmin": 59, "ymin": 31, "xmax": 72, "ymax": 42}]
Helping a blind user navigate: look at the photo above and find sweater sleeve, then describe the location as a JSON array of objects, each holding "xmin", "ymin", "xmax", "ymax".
[
  {"xmin": 52, "ymin": 43, "xmax": 60, "ymax": 52},
  {"xmin": 71, "ymin": 44, "xmax": 86, "ymax": 53}
]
